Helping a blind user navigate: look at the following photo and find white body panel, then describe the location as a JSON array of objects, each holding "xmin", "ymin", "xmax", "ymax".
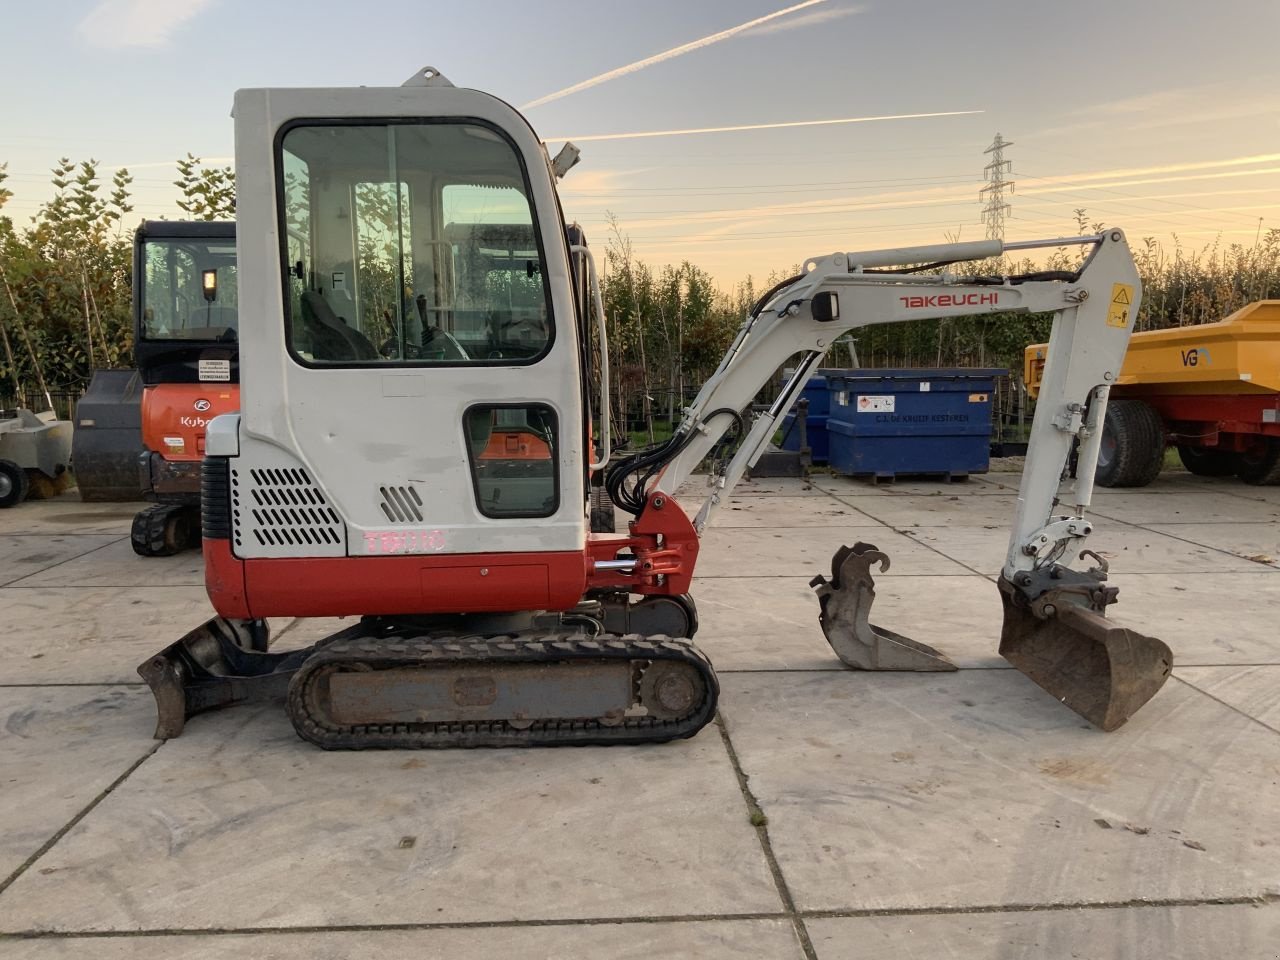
[{"xmin": 231, "ymin": 82, "xmax": 585, "ymax": 559}]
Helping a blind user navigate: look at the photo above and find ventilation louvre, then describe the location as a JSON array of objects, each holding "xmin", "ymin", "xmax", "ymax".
[
  {"xmin": 379, "ymin": 484, "xmax": 425, "ymax": 523},
  {"xmin": 232, "ymin": 466, "xmax": 345, "ymax": 550}
]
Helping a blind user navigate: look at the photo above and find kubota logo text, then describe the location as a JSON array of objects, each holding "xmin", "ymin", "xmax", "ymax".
[{"xmin": 899, "ymin": 293, "xmax": 999, "ymax": 309}]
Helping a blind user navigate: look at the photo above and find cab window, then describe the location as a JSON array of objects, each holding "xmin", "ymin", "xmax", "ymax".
[
  {"xmin": 278, "ymin": 121, "xmax": 552, "ymax": 366},
  {"xmin": 141, "ymin": 239, "xmax": 238, "ymax": 341}
]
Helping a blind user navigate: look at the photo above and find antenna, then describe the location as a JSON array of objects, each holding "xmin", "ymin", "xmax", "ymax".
[{"xmin": 980, "ymin": 133, "xmax": 1014, "ymax": 241}]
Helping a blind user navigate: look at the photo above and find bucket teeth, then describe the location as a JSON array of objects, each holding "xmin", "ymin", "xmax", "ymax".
[{"xmin": 811, "ymin": 542, "xmax": 957, "ymax": 671}]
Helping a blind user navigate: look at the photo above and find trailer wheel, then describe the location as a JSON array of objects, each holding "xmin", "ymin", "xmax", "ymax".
[
  {"xmin": 0, "ymin": 459, "xmax": 30, "ymax": 508},
  {"xmin": 1235, "ymin": 438, "xmax": 1280, "ymax": 486},
  {"xmin": 1177, "ymin": 444, "xmax": 1240, "ymax": 477},
  {"xmin": 1095, "ymin": 399, "xmax": 1165, "ymax": 488}
]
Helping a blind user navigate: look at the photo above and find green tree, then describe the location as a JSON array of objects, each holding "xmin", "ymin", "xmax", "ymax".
[{"xmin": 175, "ymin": 154, "xmax": 235, "ymax": 220}]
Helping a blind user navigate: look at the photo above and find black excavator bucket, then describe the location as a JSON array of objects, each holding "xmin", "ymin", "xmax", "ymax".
[
  {"xmin": 810, "ymin": 543, "xmax": 957, "ymax": 671},
  {"xmin": 997, "ymin": 573, "xmax": 1173, "ymax": 731},
  {"xmin": 72, "ymin": 369, "xmax": 144, "ymax": 501}
]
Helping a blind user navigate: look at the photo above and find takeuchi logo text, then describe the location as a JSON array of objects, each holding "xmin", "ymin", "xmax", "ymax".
[{"xmin": 899, "ymin": 293, "xmax": 999, "ymax": 309}]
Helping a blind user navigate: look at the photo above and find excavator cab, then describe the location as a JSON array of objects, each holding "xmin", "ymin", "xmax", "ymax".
[
  {"xmin": 130, "ymin": 222, "xmax": 241, "ymax": 554},
  {"xmin": 73, "ymin": 222, "xmax": 241, "ymax": 556}
]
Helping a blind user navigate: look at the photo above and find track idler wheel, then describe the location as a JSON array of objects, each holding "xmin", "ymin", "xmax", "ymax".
[
  {"xmin": 810, "ymin": 543, "xmax": 957, "ymax": 671},
  {"xmin": 638, "ymin": 660, "xmax": 706, "ymax": 719},
  {"xmin": 998, "ymin": 572, "xmax": 1172, "ymax": 731}
]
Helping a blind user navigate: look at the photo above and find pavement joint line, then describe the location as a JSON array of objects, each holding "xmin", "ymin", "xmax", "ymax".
[
  {"xmin": 1094, "ymin": 570, "xmax": 1279, "ymax": 577},
  {"xmin": 0, "ymin": 535, "xmax": 130, "ymax": 589},
  {"xmin": 0, "ymin": 740, "xmax": 164, "ymax": 899},
  {"xmin": 716, "ymin": 666, "xmax": 1014, "ymax": 674},
  {"xmin": 0, "ymin": 583, "xmax": 206, "ymax": 589},
  {"xmin": 1171, "ymin": 674, "xmax": 1280, "ymax": 738},
  {"xmin": 1157, "ymin": 481, "xmax": 1280, "ymax": 507},
  {"xmin": 1139, "ymin": 519, "xmax": 1280, "ymax": 526},
  {"xmin": 0, "ymin": 532, "xmax": 132, "ymax": 537},
  {"xmin": 696, "ymin": 572, "xmax": 979, "ymax": 579},
  {"xmin": 695, "ymin": 574, "xmax": 991, "ymax": 581},
  {"xmin": 714, "ymin": 714, "xmax": 819, "ymax": 960},
  {"xmin": 0, "ymin": 682, "xmax": 147, "ymax": 688},
  {"xmin": 1088, "ymin": 509, "xmax": 1280, "ymax": 570},
  {"xmin": 4, "ymin": 894, "xmax": 1276, "ymax": 942},
  {"xmin": 826, "ymin": 480, "xmax": 1276, "ymax": 577},
  {"xmin": 1177, "ymin": 661, "xmax": 1280, "ymax": 668},
  {"xmin": 815, "ymin": 486, "xmax": 994, "ymax": 580},
  {"xmin": 799, "ymin": 892, "xmax": 1280, "ymax": 920}
]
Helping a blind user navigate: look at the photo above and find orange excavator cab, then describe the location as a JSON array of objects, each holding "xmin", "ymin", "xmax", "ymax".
[{"xmin": 73, "ymin": 221, "xmax": 240, "ymax": 553}]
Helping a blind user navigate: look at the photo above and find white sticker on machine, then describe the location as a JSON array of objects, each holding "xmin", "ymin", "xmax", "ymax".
[
  {"xmin": 199, "ymin": 359, "xmax": 232, "ymax": 382},
  {"xmin": 857, "ymin": 395, "xmax": 894, "ymax": 413}
]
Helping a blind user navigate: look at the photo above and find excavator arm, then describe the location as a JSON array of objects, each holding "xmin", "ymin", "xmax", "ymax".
[{"xmin": 607, "ymin": 229, "xmax": 1171, "ymax": 729}]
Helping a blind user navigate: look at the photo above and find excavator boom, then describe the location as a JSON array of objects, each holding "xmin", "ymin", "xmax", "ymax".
[{"xmin": 614, "ymin": 229, "xmax": 1172, "ymax": 728}]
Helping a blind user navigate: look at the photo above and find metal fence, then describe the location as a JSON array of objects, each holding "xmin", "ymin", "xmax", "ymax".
[{"xmin": 0, "ymin": 390, "xmax": 82, "ymax": 420}]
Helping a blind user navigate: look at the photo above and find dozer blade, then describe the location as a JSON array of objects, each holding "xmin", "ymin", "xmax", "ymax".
[
  {"xmin": 137, "ymin": 617, "xmax": 307, "ymax": 739},
  {"xmin": 810, "ymin": 543, "xmax": 957, "ymax": 671},
  {"xmin": 998, "ymin": 575, "xmax": 1173, "ymax": 731}
]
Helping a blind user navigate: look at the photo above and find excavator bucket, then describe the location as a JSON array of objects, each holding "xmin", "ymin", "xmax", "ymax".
[
  {"xmin": 812, "ymin": 544, "xmax": 1172, "ymax": 730},
  {"xmin": 997, "ymin": 576, "xmax": 1173, "ymax": 731},
  {"xmin": 810, "ymin": 543, "xmax": 957, "ymax": 671},
  {"xmin": 72, "ymin": 369, "xmax": 144, "ymax": 501}
]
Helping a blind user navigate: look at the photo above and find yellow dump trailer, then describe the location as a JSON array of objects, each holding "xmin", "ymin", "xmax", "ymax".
[{"xmin": 1025, "ymin": 300, "xmax": 1280, "ymax": 486}]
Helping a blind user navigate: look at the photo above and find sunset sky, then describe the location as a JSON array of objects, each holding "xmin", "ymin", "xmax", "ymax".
[{"xmin": 2, "ymin": 0, "xmax": 1278, "ymax": 286}]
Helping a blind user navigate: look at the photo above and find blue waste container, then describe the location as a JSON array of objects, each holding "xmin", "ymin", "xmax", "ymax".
[
  {"xmin": 779, "ymin": 374, "xmax": 833, "ymax": 463},
  {"xmin": 826, "ymin": 368, "xmax": 1004, "ymax": 481}
]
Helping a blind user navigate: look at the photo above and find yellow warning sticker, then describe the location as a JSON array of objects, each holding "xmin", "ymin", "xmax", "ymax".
[
  {"xmin": 1107, "ymin": 283, "xmax": 1134, "ymax": 328},
  {"xmin": 968, "ymin": 393, "xmax": 988, "ymax": 403}
]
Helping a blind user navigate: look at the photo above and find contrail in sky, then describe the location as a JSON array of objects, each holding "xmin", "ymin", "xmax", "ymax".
[
  {"xmin": 1020, "ymin": 153, "xmax": 1280, "ymax": 188},
  {"xmin": 547, "ymin": 110, "xmax": 984, "ymax": 143},
  {"xmin": 521, "ymin": 0, "xmax": 830, "ymax": 109}
]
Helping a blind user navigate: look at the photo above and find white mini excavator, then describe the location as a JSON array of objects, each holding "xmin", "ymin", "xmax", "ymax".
[{"xmin": 138, "ymin": 67, "xmax": 1172, "ymax": 747}]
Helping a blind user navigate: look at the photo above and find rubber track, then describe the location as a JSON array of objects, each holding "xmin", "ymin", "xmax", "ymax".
[
  {"xmin": 288, "ymin": 632, "xmax": 719, "ymax": 749},
  {"xmin": 131, "ymin": 504, "xmax": 186, "ymax": 557}
]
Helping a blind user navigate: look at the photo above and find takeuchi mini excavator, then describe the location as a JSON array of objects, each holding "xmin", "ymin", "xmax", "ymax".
[{"xmin": 138, "ymin": 68, "xmax": 1173, "ymax": 747}]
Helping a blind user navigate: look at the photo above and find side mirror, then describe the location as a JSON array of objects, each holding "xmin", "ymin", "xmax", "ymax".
[
  {"xmin": 812, "ymin": 291, "xmax": 839, "ymax": 322},
  {"xmin": 202, "ymin": 269, "xmax": 218, "ymax": 303}
]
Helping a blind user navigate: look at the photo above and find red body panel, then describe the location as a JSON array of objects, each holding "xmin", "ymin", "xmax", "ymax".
[
  {"xmin": 1119, "ymin": 389, "xmax": 1280, "ymax": 448},
  {"xmin": 204, "ymin": 491, "xmax": 700, "ymax": 619},
  {"xmin": 205, "ymin": 538, "xmax": 589, "ymax": 619},
  {"xmin": 142, "ymin": 383, "xmax": 239, "ymax": 461}
]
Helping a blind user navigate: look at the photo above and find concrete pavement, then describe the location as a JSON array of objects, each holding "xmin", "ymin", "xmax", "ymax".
[{"xmin": 2, "ymin": 470, "xmax": 1277, "ymax": 958}]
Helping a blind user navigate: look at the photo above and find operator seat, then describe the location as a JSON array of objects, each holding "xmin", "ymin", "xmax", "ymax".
[{"xmin": 299, "ymin": 291, "xmax": 380, "ymax": 362}]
